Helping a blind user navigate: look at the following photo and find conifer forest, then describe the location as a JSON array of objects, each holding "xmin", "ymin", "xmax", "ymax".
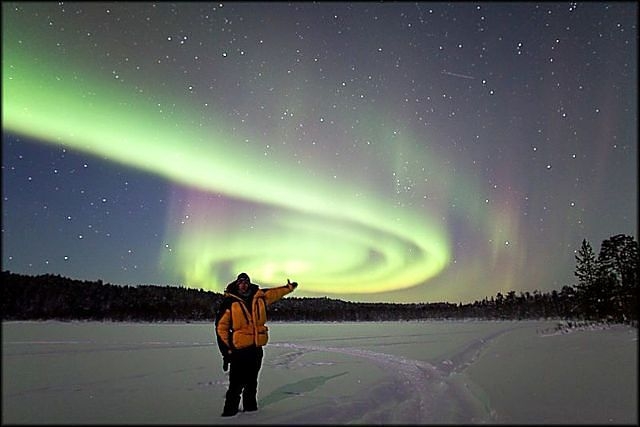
[{"xmin": 2, "ymin": 234, "xmax": 637, "ymax": 325}]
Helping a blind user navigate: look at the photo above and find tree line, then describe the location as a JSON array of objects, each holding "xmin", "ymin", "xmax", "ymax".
[{"xmin": 2, "ymin": 234, "xmax": 636, "ymax": 324}]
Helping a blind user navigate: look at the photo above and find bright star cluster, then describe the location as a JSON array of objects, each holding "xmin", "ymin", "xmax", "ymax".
[{"xmin": 2, "ymin": 2, "xmax": 637, "ymax": 302}]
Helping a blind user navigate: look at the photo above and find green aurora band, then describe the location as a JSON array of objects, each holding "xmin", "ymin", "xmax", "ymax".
[{"xmin": 3, "ymin": 32, "xmax": 517, "ymax": 296}]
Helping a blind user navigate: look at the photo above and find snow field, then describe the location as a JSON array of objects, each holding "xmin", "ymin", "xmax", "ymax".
[{"xmin": 2, "ymin": 320, "xmax": 637, "ymax": 424}]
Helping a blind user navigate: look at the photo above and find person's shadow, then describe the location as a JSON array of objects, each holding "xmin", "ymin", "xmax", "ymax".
[{"xmin": 260, "ymin": 372, "xmax": 348, "ymax": 407}]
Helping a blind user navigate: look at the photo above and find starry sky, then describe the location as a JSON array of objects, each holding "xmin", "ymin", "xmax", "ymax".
[{"xmin": 2, "ymin": 2, "xmax": 637, "ymax": 303}]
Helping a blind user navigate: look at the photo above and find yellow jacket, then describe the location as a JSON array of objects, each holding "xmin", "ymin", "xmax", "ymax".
[{"xmin": 216, "ymin": 282, "xmax": 294, "ymax": 352}]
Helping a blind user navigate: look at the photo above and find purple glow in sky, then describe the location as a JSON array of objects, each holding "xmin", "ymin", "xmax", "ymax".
[{"xmin": 2, "ymin": 2, "xmax": 637, "ymax": 302}]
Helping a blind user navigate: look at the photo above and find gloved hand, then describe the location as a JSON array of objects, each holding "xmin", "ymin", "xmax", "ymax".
[
  {"xmin": 287, "ymin": 278, "xmax": 298, "ymax": 289},
  {"xmin": 223, "ymin": 357, "xmax": 229, "ymax": 372}
]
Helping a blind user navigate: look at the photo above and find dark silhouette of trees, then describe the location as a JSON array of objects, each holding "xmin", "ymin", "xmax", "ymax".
[
  {"xmin": 574, "ymin": 239, "xmax": 601, "ymax": 318},
  {"xmin": 575, "ymin": 239, "xmax": 598, "ymax": 290},
  {"xmin": 573, "ymin": 234, "xmax": 638, "ymax": 323},
  {"xmin": 1, "ymin": 234, "xmax": 637, "ymax": 324},
  {"xmin": 599, "ymin": 234, "xmax": 638, "ymax": 321},
  {"xmin": 0, "ymin": 272, "xmax": 222, "ymax": 322}
]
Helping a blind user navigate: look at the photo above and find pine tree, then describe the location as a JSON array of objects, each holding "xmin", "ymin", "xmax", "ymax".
[
  {"xmin": 597, "ymin": 234, "xmax": 639, "ymax": 322},
  {"xmin": 574, "ymin": 239, "xmax": 599, "ymax": 319},
  {"xmin": 575, "ymin": 239, "xmax": 598, "ymax": 289},
  {"xmin": 598, "ymin": 234, "xmax": 638, "ymax": 288}
]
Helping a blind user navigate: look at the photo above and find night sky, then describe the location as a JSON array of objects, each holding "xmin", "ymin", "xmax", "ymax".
[{"xmin": 2, "ymin": 2, "xmax": 637, "ymax": 303}]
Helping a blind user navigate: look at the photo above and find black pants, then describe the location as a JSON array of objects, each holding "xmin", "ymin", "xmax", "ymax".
[{"xmin": 224, "ymin": 346, "xmax": 263, "ymax": 412}]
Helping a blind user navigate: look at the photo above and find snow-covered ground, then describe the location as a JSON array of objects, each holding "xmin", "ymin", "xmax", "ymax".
[{"xmin": 2, "ymin": 320, "xmax": 637, "ymax": 424}]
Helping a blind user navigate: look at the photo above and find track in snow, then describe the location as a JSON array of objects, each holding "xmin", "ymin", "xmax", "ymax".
[{"xmin": 268, "ymin": 341, "xmax": 499, "ymax": 423}]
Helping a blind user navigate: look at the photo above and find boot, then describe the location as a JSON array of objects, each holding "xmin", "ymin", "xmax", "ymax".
[
  {"xmin": 221, "ymin": 393, "xmax": 240, "ymax": 417},
  {"xmin": 221, "ymin": 408, "xmax": 238, "ymax": 417},
  {"xmin": 242, "ymin": 391, "xmax": 258, "ymax": 412}
]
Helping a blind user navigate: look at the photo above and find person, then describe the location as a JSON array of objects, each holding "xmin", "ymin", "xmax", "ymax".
[{"xmin": 215, "ymin": 272, "xmax": 298, "ymax": 417}]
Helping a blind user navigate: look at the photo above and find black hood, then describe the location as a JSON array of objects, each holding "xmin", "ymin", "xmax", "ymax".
[{"xmin": 225, "ymin": 280, "xmax": 258, "ymax": 299}]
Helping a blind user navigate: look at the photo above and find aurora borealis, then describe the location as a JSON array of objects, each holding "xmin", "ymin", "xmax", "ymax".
[{"xmin": 2, "ymin": 2, "xmax": 637, "ymax": 302}]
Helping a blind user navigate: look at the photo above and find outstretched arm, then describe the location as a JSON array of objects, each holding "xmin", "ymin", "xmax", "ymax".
[{"xmin": 263, "ymin": 278, "xmax": 298, "ymax": 305}]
